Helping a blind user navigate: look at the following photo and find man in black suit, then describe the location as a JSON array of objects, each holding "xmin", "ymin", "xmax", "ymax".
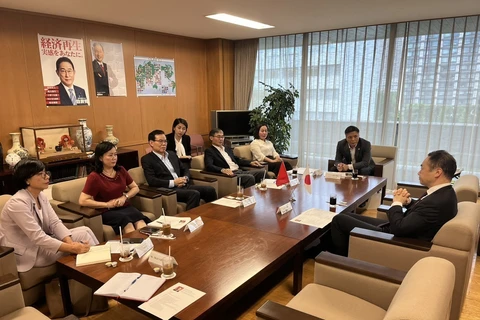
[
  {"xmin": 92, "ymin": 43, "xmax": 110, "ymax": 96},
  {"xmin": 331, "ymin": 126, "xmax": 375, "ymax": 175},
  {"xmin": 204, "ymin": 128, "xmax": 266, "ymax": 188},
  {"xmin": 142, "ymin": 130, "xmax": 217, "ymax": 210},
  {"xmin": 330, "ymin": 150, "xmax": 458, "ymax": 256},
  {"xmin": 55, "ymin": 57, "xmax": 88, "ymax": 105}
]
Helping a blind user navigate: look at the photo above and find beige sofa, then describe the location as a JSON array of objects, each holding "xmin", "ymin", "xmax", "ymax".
[
  {"xmin": 349, "ymin": 201, "xmax": 480, "ymax": 320},
  {"xmin": 50, "ymin": 177, "xmax": 158, "ymax": 242},
  {"xmin": 256, "ymin": 252, "xmax": 455, "ymax": 320},
  {"xmin": 190, "ymin": 155, "xmax": 238, "ymax": 198}
]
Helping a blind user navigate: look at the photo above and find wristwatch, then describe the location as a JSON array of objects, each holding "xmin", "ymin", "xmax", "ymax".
[{"xmin": 124, "ymin": 193, "xmax": 129, "ymax": 199}]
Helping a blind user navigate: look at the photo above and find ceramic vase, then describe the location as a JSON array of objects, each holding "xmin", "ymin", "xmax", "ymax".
[
  {"xmin": 7, "ymin": 132, "xmax": 29, "ymax": 159},
  {"xmin": 103, "ymin": 125, "xmax": 119, "ymax": 146},
  {"xmin": 76, "ymin": 119, "xmax": 93, "ymax": 152}
]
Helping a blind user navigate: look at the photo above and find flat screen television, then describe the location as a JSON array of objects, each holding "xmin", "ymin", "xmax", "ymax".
[{"xmin": 210, "ymin": 110, "xmax": 252, "ymax": 137}]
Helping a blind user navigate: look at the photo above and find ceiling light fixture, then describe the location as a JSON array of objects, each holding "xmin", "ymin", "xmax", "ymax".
[{"xmin": 206, "ymin": 13, "xmax": 274, "ymax": 29}]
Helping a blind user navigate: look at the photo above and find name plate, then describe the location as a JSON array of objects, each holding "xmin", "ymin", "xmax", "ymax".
[
  {"xmin": 276, "ymin": 202, "xmax": 293, "ymax": 215},
  {"xmin": 242, "ymin": 196, "xmax": 256, "ymax": 207},
  {"xmin": 148, "ymin": 250, "xmax": 178, "ymax": 269},
  {"xmin": 134, "ymin": 237, "xmax": 154, "ymax": 258},
  {"xmin": 325, "ymin": 172, "xmax": 343, "ymax": 180},
  {"xmin": 289, "ymin": 178, "xmax": 299, "ymax": 186},
  {"xmin": 184, "ymin": 216, "xmax": 204, "ymax": 233}
]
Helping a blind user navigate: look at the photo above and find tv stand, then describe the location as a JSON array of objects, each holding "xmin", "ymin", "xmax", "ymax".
[{"xmin": 224, "ymin": 136, "xmax": 253, "ymax": 149}]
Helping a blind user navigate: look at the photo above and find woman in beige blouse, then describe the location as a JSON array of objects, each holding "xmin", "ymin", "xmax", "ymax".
[{"xmin": 250, "ymin": 124, "xmax": 292, "ymax": 176}]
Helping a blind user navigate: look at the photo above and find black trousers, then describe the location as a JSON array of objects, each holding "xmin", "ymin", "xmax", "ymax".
[
  {"xmin": 267, "ymin": 161, "xmax": 293, "ymax": 176},
  {"xmin": 235, "ymin": 169, "xmax": 266, "ymax": 188},
  {"xmin": 330, "ymin": 212, "xmax": 389, "ymax": 256},
  {"xmin": 175, "ymin": 184, "xmax": 217, "ymax": 210}
]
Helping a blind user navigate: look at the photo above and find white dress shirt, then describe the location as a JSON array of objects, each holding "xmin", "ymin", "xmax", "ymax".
[{"xmin": 213, "ymin": 145, "xmax": 239, "ymax": 171}]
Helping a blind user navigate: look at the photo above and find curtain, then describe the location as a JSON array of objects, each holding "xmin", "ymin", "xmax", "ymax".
[
  {"xmin": 234, "ymin": 39, "xmax": 259, "ymax": 110},
  {"xmin": 250, "ymin": 15, "xmax": 480, "ymax": 184}
]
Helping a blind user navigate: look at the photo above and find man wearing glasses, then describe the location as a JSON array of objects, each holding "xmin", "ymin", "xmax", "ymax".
[
  {"xmin": 54, "ymin": 57, "xmax": 88, "ymax": 106},
  {"xmin": 204, "ymin": 128, "xmax": 265, "ymax": 188},
  {"xmin": 142, "ymin": 130, "xmax": 217, "ymax": 210}
]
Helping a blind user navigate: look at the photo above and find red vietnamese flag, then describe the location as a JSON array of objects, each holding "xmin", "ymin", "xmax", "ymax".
[
  {"xmin": 276, "ymin": 161, "xmax": 290, "ymax": 186},
  {"xmin": 304, "ymin": 165, "xmax": 312, "ymax": 194}
]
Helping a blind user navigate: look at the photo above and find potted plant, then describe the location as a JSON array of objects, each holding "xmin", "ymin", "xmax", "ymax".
[{"xmin": 249, "ymin": 82, "xmax": 299, "ymax": 154}]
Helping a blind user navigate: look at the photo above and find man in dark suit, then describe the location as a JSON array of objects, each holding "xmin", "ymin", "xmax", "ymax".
[
  {"xmin": 330, "ymin": 150, "xmax": 458, "ymax": 256},
  {"xmin": 55, "ymin": 57, "xmax": 87, "ymax": 105},
  {"xmin": 204, "ymin": 128, "xmax": 266, "ymax": 188},
  {"xmin": 331, "ymin": 126, "xmax": 375, "ymax": 175},
  {"xmin": 92, "ymin": 42, "xmax": 110, "ymax": 96},
  {"xmin": 142, "ymin": 130, "xmax": 217, "ymax": 210}
]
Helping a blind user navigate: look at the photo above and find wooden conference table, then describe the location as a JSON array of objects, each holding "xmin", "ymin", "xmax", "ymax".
[{"xmin": 57, "ymin": 175, "xmax": 387, "ymax": 319}]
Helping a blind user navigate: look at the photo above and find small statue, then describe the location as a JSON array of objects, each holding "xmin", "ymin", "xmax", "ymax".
[
  {"xmin": 59, "ymin": 135, "xmax": 75, "ymax": 150},
  {"xmin": 36, "ymin": 137, "xmax": 46, "ymax": 154}
]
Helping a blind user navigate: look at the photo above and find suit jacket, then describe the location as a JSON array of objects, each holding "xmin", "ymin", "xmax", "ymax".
[
  {"xmin": 386, "ymin": 185, "xmax": 457, "ymax": 241},
  {"xmin": 141, "ymin": 151, "xmax": 191, "ymax": 188},
  {"xmin": 334, "ymin": 137, "xmax": 375, "ymax": 171},
  {"xmin": 166, "ymin": 133, "xmax": 192, "ymax": 156},
  {"xmin": 204, "ymin": 146, "xmax": 251, "ymax": 173},
  {"xmin": 0, "ymin": 189, "xmax": 71, "ymax": 272},
  {"xmin": 56, "ymin": 83, "xmax": 88, "ymax": 106},
  {"xmin": 92, "ymin": 60, "xmax": 110, "ymax": 96}
]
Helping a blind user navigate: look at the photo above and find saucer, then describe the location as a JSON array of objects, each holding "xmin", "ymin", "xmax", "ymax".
[
  {"xmin": 119, "ymin": 255, "xmax": 133, "ymax": 262},
  {"xmin": 161, "ymin": 272, "xmax": 176, "ymax": 279},
  {"xmin": 258, "ymin": 187, "xmax": 267, "ymax": 191},
  {"xmin": 351, "ymin": 177, "xmax": 359, "ymax": 181}
]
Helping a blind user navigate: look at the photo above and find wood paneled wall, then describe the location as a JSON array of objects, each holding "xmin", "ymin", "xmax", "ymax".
[{"xmin": 0, "ymin": 9, "xmax": 234, "ymax": 162}]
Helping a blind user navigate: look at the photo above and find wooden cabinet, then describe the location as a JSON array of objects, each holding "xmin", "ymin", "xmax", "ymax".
[{"xmin": 0, "ymin": 148, "xmax": 138, "ymax": 195}]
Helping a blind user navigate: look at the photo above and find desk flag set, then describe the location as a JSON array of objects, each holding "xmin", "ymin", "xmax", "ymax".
[
  {"xmin": 276, "ymin": 161, "xmax": 290, "ymax": 186},
  {"xmin": 304, "ymin": 165, "xmax": 312, "ymax": 194}
]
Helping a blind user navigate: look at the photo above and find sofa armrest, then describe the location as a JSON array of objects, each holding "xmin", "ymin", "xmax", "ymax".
[
  {"xmin": 57, "ymin": 202, "xmax": 103, "ymax": 218},
  {"xmin": 137, "ymin": 188, "xmax": 163, "ymax": 199},
  {"xmin": 350, "ymin": 228, "xmax": 432, "ymax": 252},
  {"xmin": 199, "ymin": 170, "xmax": 236, "ymax": 178},
  {"xmin": 0, "ymin": 246, "xmax": 14, "ymax": 259},
  {"xmin": 0, "ymin": 273, "xmax": 24, "ymax": 316},
  {"xmin": 256, "ymin": 300, "xmax": 322, "ymax": 320}
]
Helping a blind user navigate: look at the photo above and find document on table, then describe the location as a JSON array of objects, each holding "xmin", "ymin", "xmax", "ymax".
[
  {"xmin": 106, "ymin": 240, "xmax": 142, "ymax": 254},
  {"xmin": 139, "ymin": 283, "xmax": 205, "ymax": 320},
  {"xmin": 94, "ymin": 272, "xmax": 165, "ymax": 301},
  {"xmin": 290, "ymin": 208, "xmax": 337, "ymax": 228},
  {"xmin": 263, "ymin": 179, "xmax": 283, "ymax": 189},
  {"xmin": 149, "ymin": 216, "xmax": 192, "ymax": 230},
  {"xmin": 212, "ymin": 197, "xmax": 242, "ymax": 208},
  {"xmin": 76, "ymin": 244, "xmax": 111, "ymax": 267}
]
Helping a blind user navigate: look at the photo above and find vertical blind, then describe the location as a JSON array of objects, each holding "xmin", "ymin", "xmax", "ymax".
[{"xmin": 250, "ymin": 16, "xmax": 480, "ymax": 183}]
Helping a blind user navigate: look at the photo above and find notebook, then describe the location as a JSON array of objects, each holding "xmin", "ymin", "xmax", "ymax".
[
  {"xmin": 76, "ymin": 244, "xmax": 111, "ymax": 267},
  {"xmin": 94, "ymin": 272, "xmax": 165, "ymax": 301}
]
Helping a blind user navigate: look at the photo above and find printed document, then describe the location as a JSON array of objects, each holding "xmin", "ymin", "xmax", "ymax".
[
  {"xmin": 149, "ymin": 216, "xmax": 192, "ymax": 230},
  {"xmin": 290, "ymin": 208, "xmax": 337, "ymax": 228}
]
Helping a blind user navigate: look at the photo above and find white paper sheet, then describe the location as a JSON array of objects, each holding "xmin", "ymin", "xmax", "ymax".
[
  {"xmin": 148, "ymin": 216, "xmax": 192, "ymax": 230},
  {"xmin": 290, "ymin": 208, "xmax": 337, "ymax": 228},
  {"xmin": 139, "ymin": 283, "xmax": 205, "ymax": 320},
  {"xmin": 212, "ymin": 198, "xmax": 242, "ymax": 208},
  {"xmin": 263, "ymin": 179, "xmax": 284, "ymax": 189},
  {"xmin": 106, "ymin": 241, "xmax": 142, "ymax": 254}
]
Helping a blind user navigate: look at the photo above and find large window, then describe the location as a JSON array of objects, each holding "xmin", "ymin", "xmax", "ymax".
[{"xmin": 250, "ymin": 16, "xmax": 480, "ymax": 183}]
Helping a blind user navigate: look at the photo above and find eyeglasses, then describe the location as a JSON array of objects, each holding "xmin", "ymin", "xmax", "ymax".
[
  {"xmin": 35, "ymin": 171, "xmax": 51, "ymax": 179},
  {"xmin": 58, "ymin": 69, "xmax": 74, "ymax": 75},
  {"xmin": 154, "ymin": 139, "xmax": 168, "ymax": 144},
  {"xmin": 213, "ymin": 135, "xmax": 225, "ymax": 139}
]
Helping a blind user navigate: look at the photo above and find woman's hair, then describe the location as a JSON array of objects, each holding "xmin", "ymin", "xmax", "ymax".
[
  {"xmin": 253, "ymin": 124, "xmax": 269, "ymax": 139},
  {"xmin": 172, "ymin": 118, "xmax": 188, "ymax": 133},
  {"xmin": 94, "ymin": 141, "xmax": 119, "ymax": 173},
  {"xmin": 13, "ymin": 158, "xmax": 46, "ymax": 191}
]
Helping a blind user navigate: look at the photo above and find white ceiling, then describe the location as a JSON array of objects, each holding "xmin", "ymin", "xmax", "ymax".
[{"xmin": 1, "ymin": 0, "xmax": 479, "ymax": 40}]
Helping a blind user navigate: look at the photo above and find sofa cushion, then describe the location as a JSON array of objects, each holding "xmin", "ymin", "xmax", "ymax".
[
  {"xmin": 191, "ymin": 155, "xmax": 205, "ymax": 170},
  {"xmin": 287, "ymin": 283, "xmax": 386, "ymax": 320},
  {"xmin": 51, "ymin": 178, "xmax": 87, "ymax": 204}
]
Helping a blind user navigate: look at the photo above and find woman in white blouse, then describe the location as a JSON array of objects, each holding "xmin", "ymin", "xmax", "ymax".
[
  {"xmin": 250, "ymin": 124, "xmax": 292, "ymax": 176},
  {"xmin": 166, "ymin": 118, "xmax": 192, "ymax": 158}
]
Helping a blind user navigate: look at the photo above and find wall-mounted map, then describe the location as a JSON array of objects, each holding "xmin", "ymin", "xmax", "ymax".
[{"xmin": 134, "ymin": 56, "xmax": 176, "ymax": 96}]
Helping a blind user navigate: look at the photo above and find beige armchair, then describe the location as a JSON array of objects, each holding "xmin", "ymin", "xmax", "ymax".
[
  {"xmin": 0, "ymin": 273, "xmax": 49, "ymax": 320},
  {"xmin": 233, "ymin": 145, "xmax": 298, "ymax": 179},
  {"xmin": 0, "ymin": 195, "xmax": 56, "ymax": 306},
  {"xmin": 128, "ymin": 167, "xmax": 218, "ymax": 217},
  {"xmin": 190, "ymin": 154, "xmax": 237, "ymax": 198},
  {"xmin": 257, "ymin": 252, "xmax": 455, "ymax": 320},
  {"xmin": 349, "ymin": 201, "xmax": 480, "ymax": 320},
  {"xmin": 50, "ymin": 177, "xmax": 158, "ymax": 242}
]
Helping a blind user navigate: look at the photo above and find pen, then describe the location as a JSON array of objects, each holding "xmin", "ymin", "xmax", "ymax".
[{"xmin": 122, "ymin": 274, "xmax": 142, "ymax": 293}]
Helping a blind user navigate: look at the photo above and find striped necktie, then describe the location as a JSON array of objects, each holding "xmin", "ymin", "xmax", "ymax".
[{"xmin": 68, "ymin": 88, "xmax": 77, "ymax": 105}]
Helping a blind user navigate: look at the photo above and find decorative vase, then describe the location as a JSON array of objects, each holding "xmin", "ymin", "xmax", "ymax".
[
  {"xmin": 103, "ymin": 125, "xmax": 119, "ymax": 146},
  {"xmin": 76, "ymin": 119, "xmax": 93, "ymax": 152},
  {"xmin": 7, "ymin": 132, "xmax": 29, "ymax": 159}
]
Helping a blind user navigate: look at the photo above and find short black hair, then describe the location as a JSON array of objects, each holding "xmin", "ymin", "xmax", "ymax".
[
  {"xmin": 344, "ymin": 126, "xmax": 359, "ymax": 135},
  {"xmin": 172, "ymin": 118, "xmax": 188, "ymax": 133},
  {"xmin": 209, "ymin": 128, "xmax": 223, "ymax": 137},
  {"xmin": 253, "ymin": 124, "xmax": 268, "ymax": 140},
  {"xmin": 94, "ymin": 142, "xmax": 119, "ymax": 173},
  {"xmin": 148, "ymin": 130, "xmax": 165, "ymax": 142},
  {"xmin": 427, "ymin": 150, "xmax": 457, "ymax": 180},
  {"xmin": 56, "ymin": 57, "xmax": 75, "ymax": 71},
  {"xmin": 13, "ymin": 159, "xmax": 46, "ymax": 191}
]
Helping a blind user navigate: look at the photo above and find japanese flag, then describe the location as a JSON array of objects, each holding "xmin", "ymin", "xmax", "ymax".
[{"xmin": 304, "ymin": 165, "xmax": 312, "ymax": 194}]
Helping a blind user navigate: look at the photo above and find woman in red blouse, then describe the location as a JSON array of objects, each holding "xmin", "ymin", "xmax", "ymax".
[{"xmin": 79, "ymin": 142, "xmax": 150, "ymax": 234}]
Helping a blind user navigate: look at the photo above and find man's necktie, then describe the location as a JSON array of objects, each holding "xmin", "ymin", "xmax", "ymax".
[
  {"xmin": 68, "ymin": 88, "xmax": 77, "ymax": 105},
  {"xmin": 100, "ymin": 64, "xmax": 105, "ymax": 75}
]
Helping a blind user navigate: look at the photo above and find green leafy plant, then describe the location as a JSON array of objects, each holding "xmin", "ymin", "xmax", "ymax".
[{"xmin": 249, "ymin": 82, "xmax": 299, "ymax": 154}]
